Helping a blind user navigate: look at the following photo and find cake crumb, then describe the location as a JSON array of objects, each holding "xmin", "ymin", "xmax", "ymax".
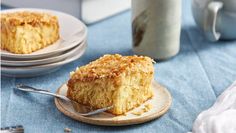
[
  {"xmin": 132, "ymin": 104, "xmax": 153, "ymax": 116},
  {"xmin": 132, "ymin": 111, "xmax": 143, "ymax": 116},
  {"xmin": 64, "ymin": 128, "xmax": 72, "ymax": 133},
  {"xmin": 123, "ymin": 113, "xmax": 128, "ymax": 116},
  {"xmin": 144, "ymin": 104, "xmax": 153, "ymax": 110}
]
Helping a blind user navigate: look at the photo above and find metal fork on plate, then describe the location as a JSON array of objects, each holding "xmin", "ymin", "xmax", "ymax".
[{"xmin": 15, "ymin": 84, "xmax": 113, "ymax": 116}]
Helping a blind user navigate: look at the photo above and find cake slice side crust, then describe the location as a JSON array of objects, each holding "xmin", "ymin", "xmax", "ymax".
[
  {"xmin": 67, "ymin": 76, "xmax": 123, "ymax": 115},
  {"xmin": 113, "ymin": 58, "xmax": 154, "ymax": 115}
]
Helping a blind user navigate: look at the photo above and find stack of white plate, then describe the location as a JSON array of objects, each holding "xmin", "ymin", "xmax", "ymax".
[{"xmin": 1, "ymin": 8, "xmax": 88, "ymax": 77}]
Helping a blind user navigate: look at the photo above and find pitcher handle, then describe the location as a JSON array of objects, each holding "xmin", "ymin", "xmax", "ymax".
[{"xmin": 204, "ymin": 1, "xmax": 223, "ymax": 41}]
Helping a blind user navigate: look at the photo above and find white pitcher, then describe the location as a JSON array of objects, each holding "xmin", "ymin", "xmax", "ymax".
[{"xmin": 192, "ymin": 0, "xmax": 236, "ymax": 41}]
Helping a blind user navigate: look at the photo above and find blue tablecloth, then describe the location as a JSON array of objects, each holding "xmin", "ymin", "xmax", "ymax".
[{"xmin": 1, "ymin": 0, "xmax": 236, "ymax": 132}]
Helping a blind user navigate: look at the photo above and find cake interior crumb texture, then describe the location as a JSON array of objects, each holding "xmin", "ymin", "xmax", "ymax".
[
  {"xmin": 1, "ymin": 11, "xmax": 60, "ymax": 54},
  {"xmin": 67, "ymin": 54, "xmax": 154, "ymax": 115}
]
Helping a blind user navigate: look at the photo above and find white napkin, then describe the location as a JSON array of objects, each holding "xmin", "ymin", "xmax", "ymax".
[{"xmin": 189, "ymin": 81, "xmax": 236, "ymax": 133}]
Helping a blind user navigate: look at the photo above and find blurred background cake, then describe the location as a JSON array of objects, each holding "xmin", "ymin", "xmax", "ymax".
[{"xmin": 1, "ymin": 11, "xmax": 60, "ymax": 54}]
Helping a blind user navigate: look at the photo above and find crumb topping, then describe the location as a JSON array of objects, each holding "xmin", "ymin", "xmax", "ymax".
[
  {"xmin": 1, "ymin": 11, "xmax": 58, "ymax": 26},
  {"xmin": 70, "ymin": 54, "xmax": 154, "ymax": 82}
]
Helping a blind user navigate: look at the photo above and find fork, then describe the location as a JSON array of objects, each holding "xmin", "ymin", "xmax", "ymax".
[
  {"xmin": 1, "ymin": 125, "xmax": 24, "ymax": 133},
  {"xmin": 15, "ymin": 84, "xmax": 113, "ymax": 116}
]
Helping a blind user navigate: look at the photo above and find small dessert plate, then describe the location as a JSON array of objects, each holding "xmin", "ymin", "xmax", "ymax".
[
  {"xmin": 55, "ymin": 81, "xmax": 172, "ymax": 126},
  {"xmin": 1, "ymin": 40, "xmax": 86, "ymax": 67},
  {"xmin": 1, "ymin": 8, "xmax": 87, "ymax": 59},
  {"xmin": 1, "ymin": 42, "xmax": 87, "ymax": 77}
]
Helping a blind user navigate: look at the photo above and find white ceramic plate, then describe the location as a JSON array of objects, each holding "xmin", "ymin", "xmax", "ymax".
[
  {"xmin": 1, "ymin": 40, "xmax": 86, "ymax": 67},
  {"xmin": 1, "ymin": 42, "xmax": 87, "ymax": 77},
  {"xmin": 55, "ymin": 81, "xmax": 172, "ymax": 126},
  {"xmin": 1, "ymin": 8, "xmax": 87, "ymax": 59}
]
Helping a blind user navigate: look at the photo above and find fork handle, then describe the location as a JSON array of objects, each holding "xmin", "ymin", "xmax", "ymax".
[
  {"xmin": 16, "ymin": 84, "xmax": 70, "ymax": 102},
  {"xmin": 1, "ymin": 125, "xmax": 24, "ymax": 133}
]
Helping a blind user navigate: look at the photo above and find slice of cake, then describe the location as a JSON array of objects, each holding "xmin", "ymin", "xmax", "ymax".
[
  {"xmin": 1, "ymin": 11, "xmax": 60, "ymax": 54},
  {"xmin": 67, "ymin": 54, "xmax": 154, "ymax": 115}
]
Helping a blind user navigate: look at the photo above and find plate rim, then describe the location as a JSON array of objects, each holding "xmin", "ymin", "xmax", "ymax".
[
  {"xmin": 1, "ymin": 67, "xmax": 61, "ymax": 78},
  {"xmin": 1, "ymin": 8, "xmax": 87, "ymax": 59},
  {"xmin": 1, "ymin": 40, "xmax": 86, "ymax": 66},
  {"xmin": 1, "ymin": 42, "xmax": 87, "ymax": 71},
  {"xmin": 54, "ymin": 81, "xmax": 172, "ymax": 126}
]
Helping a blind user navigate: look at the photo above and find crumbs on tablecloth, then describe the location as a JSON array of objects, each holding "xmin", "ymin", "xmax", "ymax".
[{"xmin": 64, "ymin": 127, "xmax": 72, "ymax": 133}]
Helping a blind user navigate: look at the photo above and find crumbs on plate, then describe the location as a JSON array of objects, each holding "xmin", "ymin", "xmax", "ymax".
[{"xmin": 132, "ymin": 104, "xmax": 153, "ymax": 116}]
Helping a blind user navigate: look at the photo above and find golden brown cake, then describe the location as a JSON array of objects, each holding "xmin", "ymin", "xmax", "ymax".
[
  {"xmin": 67, "ymin": 54, "xmax": 154, "ymax": 115},
  {"xmin": 1, "ymin": 11, "xmax": 60, "ymax": 54}
]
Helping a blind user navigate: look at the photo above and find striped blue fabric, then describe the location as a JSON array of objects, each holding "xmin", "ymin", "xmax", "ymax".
[{"xmin": 1, "ymin": 0, "xmax": 236, "ymax": 132}]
